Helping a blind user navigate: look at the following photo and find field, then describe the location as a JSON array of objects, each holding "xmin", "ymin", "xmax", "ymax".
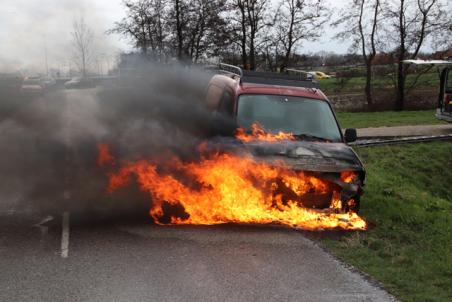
[
  {"xmin": 319, "ymin": 71, "xmax": 439, "ymax": 94},
  {"xmin": 336, "ymin": 110, "xmax": 444, "ymax": 128},
  {"xmin": 321, "ymin": 142, "xmax": 452, "ymax": 302}
]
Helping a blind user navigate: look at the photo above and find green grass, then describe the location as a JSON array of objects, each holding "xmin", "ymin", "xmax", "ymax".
[
  {"xmin": 321, "ymin": 142, "xmax": 452, "ymax": 302},
  {"xmin": 336, "ymin": 110, "xmax": 444, "ymax": 129}
]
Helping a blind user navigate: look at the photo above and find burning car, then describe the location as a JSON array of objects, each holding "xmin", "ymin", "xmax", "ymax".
[
  {"xmin": 101, "ymin": 64, "xmax": 366, "ymax": 230},
  {"xmin": 205, "ymin": 64, "xmax": 364, "ymax": 213}
]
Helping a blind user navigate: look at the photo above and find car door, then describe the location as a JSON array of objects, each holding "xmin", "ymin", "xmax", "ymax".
[{"xmin": 439, "ymin": 67, "xmax": 452, "ymax": 114}]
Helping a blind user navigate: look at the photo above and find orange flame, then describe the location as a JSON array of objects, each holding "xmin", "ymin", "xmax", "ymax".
[
  {"xmin": 97, "ymin": 143, "xmax": 115, "ymax": 167},
  {"xmin": 236, "ymin": 123, "xmax": 295, "ymax": 142},
  {"xmin": 105, "ymin": 148, "xmax": 367, "ymax": 231},
  {"xmin": 341, "ymin": 171, "xmax": 358, "ymax": 183}
]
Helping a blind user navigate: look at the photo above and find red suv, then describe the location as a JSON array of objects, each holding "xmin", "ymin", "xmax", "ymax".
[{"xmin": 205, "ymin": 64, "xmax": 365, "ymax": 212}]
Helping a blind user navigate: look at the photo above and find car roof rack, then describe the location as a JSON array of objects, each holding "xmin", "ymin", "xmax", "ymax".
[
  {"xmin": 219, "ymin": 63, "xmax": 243, "ymax": 77},
  {"xmin": 218, "ymin": 63, "xmax": 319, "ymax": 89}
]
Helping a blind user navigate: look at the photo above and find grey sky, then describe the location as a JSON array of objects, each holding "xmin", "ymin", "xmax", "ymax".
[{"xmin": 0, "ymin": 0, "xmax": 349, "ymax": 73}]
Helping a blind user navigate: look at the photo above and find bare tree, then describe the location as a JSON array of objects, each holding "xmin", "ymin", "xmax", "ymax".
[
  {"xmin": 385, "ymin": 0, "xmax": 449, "ymax": 110},
  {"xmin": 334, "ymin": 0, "xmax": 380, "ymax": 105},
  {"xmin": 108, "ymin": 0, "xmax": 168, "ymax": 60},
  {"xmin": 71, "ymin": 17, "xmax": 94, "ymax": 77},
  {"xmin": 172, "ymin": 0, "xmax": 188, "ymax": 60},
  {"xmin": 229, "ymin": 0, "xmax": 249, "ymax": 68},
  {"xmin": 245, "ymin": 0, "xmax": 268, "ymax": 70},
  {"xmin": 275, "ymin": 0, "xmax": 329, "ymax": 71},
  {"xmin": 165, "ymin": 0, "xmax": 228, "ymax": 63},
  {"xmin": 186, "ymin": 0, "xmax": 228, "ymax": 63},
  {"xmin": 229, "ymin": 0, "xmax": 268, "ymax": 70}
]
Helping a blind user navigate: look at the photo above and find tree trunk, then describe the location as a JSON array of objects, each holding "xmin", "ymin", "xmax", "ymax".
[
  {"xmin": 396, "ymin": 61, "xmax": 405, "ymax": 110},
  {"xmin": 249, "ymin": 34, "xmax": 255, "ymax": 70},
  {"xmin": 281, "ymin": 44, "xmax": 292, "ymax": 71},
  {"xmin": 364, "ymin": 60, "xmax": 373, "ymax": 105},
  {"xmin": 240, "ymin": 6, "xmax": 248, "ymax": 69},
  {"xmin": 175, "ymin": 0, "xmax": 184, "ymax": 61}
]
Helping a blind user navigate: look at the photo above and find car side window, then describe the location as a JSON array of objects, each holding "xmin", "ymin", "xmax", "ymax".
[
  {"xmin": 205, "ymin": 84, "xmax": 223, "ymax": 111},
  {"xmin": 218, "ymin": 90, "xmax": 234, "ymax": 116}
]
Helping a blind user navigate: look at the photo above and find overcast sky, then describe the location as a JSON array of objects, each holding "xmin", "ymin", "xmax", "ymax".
[{"xmin": 0, "ymin": 0, "xmax": 349, "ymax": 73}]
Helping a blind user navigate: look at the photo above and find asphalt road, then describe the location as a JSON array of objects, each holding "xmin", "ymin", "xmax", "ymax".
[
  {"xmin": 0, "ymin": 88, "xmax": 395, "ymax": 302},
  {"xmin": 0, "ymin": 211, "xmax": 396, "ymax": 302}
]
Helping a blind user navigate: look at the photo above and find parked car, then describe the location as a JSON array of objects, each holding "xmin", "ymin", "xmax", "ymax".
[
  {"xmin": 205, "ymin": 64, "xmax": 364, "ymax": 212},
  {"xmin": 64, "ymin": 77, "xmax": 95, "ymax": 89},
  {"xmin": 403, "ymin": 59, "xmax": 452, "ymax": 123},
  {"xmin": 41, "ymin": 76, "xmax": 56, "ymax": 89},
  {"xmin": 20, "ymin": 78, "xmax": 44, "ymax": 96}
]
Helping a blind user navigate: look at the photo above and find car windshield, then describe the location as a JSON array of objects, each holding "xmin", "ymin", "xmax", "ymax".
[{"xmin": 237, "ymin": 94, "xmax": 342, "ymax": 141}]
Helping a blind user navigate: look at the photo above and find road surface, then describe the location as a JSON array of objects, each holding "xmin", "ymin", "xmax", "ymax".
[{"xmin": 0, "ymin": 211, "xmax": 396, "ymax": 302}]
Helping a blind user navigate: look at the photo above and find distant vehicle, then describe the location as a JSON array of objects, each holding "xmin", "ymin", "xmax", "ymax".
[
  {"xmin": 285, "ymin": 68, "xmax": 315, "ymax": 81},
  {"xmin": 64, "ymin": 77, "xmax": 96, "ymax": 89},
  {"xmin": 308, "ymin": 71, "xmax": 332, "ymax": 80},
  {"xmin": 20, "ymin": 78, "xmax": 44, "ymax": 96},
  {"xmin": 0, "ymin": 73, "xmax": 23, "ymax": 94},
  {"xmin": 403, "ymin": 60, "xmax": 452, "ymax": 122},
  {"xmin": 41, "ymin": 77, "xmax": 56, "ymax": 88}
]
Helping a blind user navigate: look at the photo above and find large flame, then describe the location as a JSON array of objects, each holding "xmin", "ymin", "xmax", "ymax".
[
  {"xmin": 236, "ymin": 123, "xmax": 295, "ymax": 142},
  {"xmin": 101, "ymin": 144, "xmax": 367, "ymax": 231}
]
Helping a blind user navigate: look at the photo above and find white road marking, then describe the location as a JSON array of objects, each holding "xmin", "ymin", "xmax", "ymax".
[
  {"xmin": 33, "ymin": 215, "xmax": 54, "ymax": 236},
  {"xmin": 61, "ymin": 211, "xmax": 70, "ymax": 258}
]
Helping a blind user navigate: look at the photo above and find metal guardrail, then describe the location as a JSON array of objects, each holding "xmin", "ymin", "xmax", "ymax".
[
  {"xmin": 219, "ymin": 63, "xmax": 243, "ymax": 77},
  {"xmin": 350, "ymin": 134, "xmax": 452, "ymax": 147}
]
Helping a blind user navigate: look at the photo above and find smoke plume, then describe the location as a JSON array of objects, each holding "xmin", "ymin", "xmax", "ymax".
[{"xmin": 0, "ymin": 61, "xmax": 224, "ymax": 220}]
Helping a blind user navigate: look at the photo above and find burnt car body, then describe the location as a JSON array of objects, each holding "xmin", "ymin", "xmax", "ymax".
[{"xmin": 206, "ymin": 64, "xmax": 365, "ymax": 212}]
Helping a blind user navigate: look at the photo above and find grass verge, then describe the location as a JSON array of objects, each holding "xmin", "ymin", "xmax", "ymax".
[
  {"xmin": 321, "ymin": 142, "xmax": 452, "ymax": 302},
  {"xmin": 336, "ymin": 110, "xmax": 445, "ymax": 129}
]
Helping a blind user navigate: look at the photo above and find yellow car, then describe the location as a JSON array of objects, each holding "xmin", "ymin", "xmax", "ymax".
[{"xmin": 308, "ymin": 71, "xmax": 332, "ymax": 80}]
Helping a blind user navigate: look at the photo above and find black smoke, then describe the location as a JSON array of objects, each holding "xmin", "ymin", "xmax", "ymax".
[{"xmin": 0, "ymin": 61, "xmax": 233, "ymax": 221}]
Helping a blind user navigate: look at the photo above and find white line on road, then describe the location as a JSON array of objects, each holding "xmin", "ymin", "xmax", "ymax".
[
  {"xmin": 33, "ymin": 215, "xmax": 54, "ymax": 236},
  {"xmin": 61, "ymin": 211, "xmax": 70, "ymax": 258}
]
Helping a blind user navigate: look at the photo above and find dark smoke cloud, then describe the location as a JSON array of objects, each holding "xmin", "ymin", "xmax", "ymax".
[{"xmin": 0, "ymin": 61, "xmax": 228, "ymax": 220}]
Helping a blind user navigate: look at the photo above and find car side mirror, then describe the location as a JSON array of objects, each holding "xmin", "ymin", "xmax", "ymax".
[{"xmin": 344, "ymin": 128, "xmax": 357, "ymax": 143}]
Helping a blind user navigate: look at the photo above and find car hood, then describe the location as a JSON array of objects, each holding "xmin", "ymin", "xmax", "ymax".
[{"xmin": 211, "ymin": 138, "xmax": 364, "ymax": 173}]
